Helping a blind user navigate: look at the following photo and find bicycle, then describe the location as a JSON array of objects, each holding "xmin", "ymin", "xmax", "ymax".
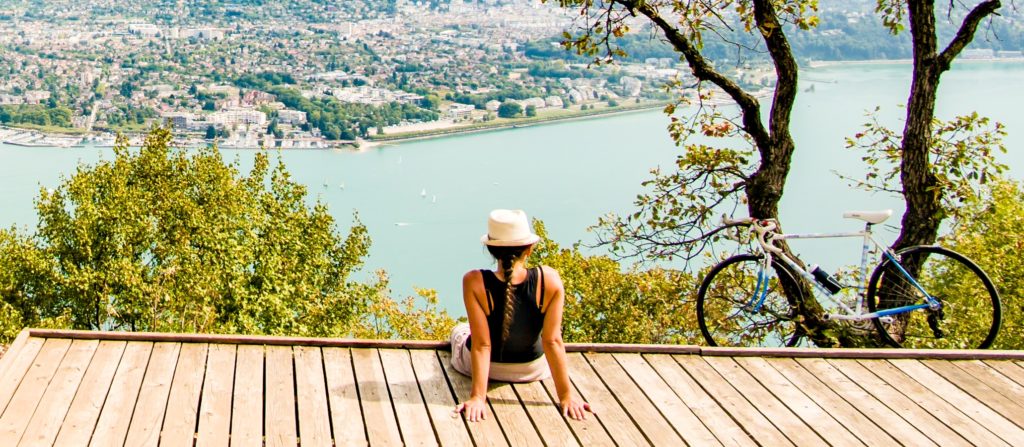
[{"xmin": 696, "ymin": 210, "xmax": 1001, "ymax": 349}]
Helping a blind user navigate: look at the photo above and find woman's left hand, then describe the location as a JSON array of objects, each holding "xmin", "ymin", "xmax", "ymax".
[{"xmin": 560, "ymin": 398, "xmax": 593, "ymax": 421}]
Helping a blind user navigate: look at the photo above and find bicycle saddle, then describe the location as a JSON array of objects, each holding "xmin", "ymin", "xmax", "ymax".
[{"xmin": 842, "ymin": 209, "xmax": 893, "ymax": 224}]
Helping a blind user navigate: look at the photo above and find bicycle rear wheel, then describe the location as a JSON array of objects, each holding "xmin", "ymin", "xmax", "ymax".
[
  {"xmin": 867, "ymin": 246, "xmax": 1001, "ymax": 349},
  {"xmin": 697, "ymin": 254, "xmax": 804, "ymax": 347}
]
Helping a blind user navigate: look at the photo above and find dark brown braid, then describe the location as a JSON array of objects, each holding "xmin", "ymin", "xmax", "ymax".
[{"xmin": 486, "ymin": 245, "xmax": 531, "ymax": 348}]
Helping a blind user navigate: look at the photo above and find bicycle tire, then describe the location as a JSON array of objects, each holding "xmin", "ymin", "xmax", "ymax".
[
  {"xmin": 867, "ymin": 245, "xmax": 1001, "ymax": 349},
  {"xmin": 697, "ymin": 254, "xmax": 804, "ymax": 347}
]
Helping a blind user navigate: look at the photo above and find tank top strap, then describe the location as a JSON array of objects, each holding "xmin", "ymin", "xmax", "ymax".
[
  {"xmin": 537, "ymin": 266, "xmax": 546, "ymax": 311},
  {"xmin": 479, "ymin": 269, "xmax": 495, "ymax": 314}
]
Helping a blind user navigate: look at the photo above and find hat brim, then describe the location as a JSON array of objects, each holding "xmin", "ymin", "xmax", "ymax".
[{"xmin": 481, "ymin": 233, "xmax": 540, "ymax": 247}]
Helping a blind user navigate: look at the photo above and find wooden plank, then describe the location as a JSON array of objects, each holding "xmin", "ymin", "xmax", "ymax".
[
  {"xmin": 870, "ymin": 359, "xmax": 1011, "ymax": 446},
  {"xmin": 17, "ymin": 339, "xmax": 98, "ymax": 447},
  {"xmin": 734, "ymin": 357, "xmax": 863, "ymax": 446},
  {"xmin": 949, "ymin": 360, "xmax": 1024, "ymax": 415},
  {"xmin": 0, "ymin": 330, "xmax": 31, "ymax": 380},
  {"xmin": 540, "ymin": 377, "xmax": 614, "ymax": 446},
  {"xmin": 894, "ymin": 359, "xmax": 1024, "ymax": 443},
  {"xmin": 674, "ymin": 355, "xmax": 794, "ymax": 447},
  {"xmin": 159, "ymin": 343, "xmax": 209, "ymax": 446},
  {"xmin": 766, "ymin": 358, "xmax": 898, "ymax": 446},
  {"xmin": 704, "ymin": 356, "xmax": 824, "ymax": 445},
  {"xmin": 511, "ymin": 380, "xmax": 579, "ymax": 447},
  {"xmin": 795, "ymin": 358, "xmax": 935, "ymax": 447},
  {"xmin": 487, "ymin": 383, "xmax": 544, "ymax": 446},
  {"xmin": 352, "ymin": 348, "xmax": 403, "ymax": 445},
  {"xmin": 231, "ymin": 344, "xmax": 265, "ymax": 447},
  {"xmin": 700, "ymin": 345, "xmax": 1024, "ymax": 360},
  {"xmin": 89, "ymin": 341, "xmax": 154, "ymax": 447},
  {"xmin": 645, "ymin": 355, "xmax": 755, "ymax": 447},
  {"xmin": 983, "ymin": 360, "xmax": 1024, "ymax": 391},
  {"xmin": 824, "ymin": 359, "xmax": 970, "ymax": 447},
  {"xmin": 52, "ymin": 341, "xmax": 127, "ymax": 446},
  {"xmin": 0, "ymin": 337, "xmax": 44, "ymax": 413},
  {"xmin": 613, "ymin": 353, "xmax": 720, "ymax": 446},
  {"xmin": 438, "ymin": 350, "xmax": 508, "ymax": 447},
  {"xmin": 294, "ymin": 346, "xmax": 332, "ymax": 447},
  {"xmin": 322, "ymin": 347, "xmax": 367, "ymax": 447},
  {"xmin": 564, "ymin": 352, "xmax": 649, "ymax": 446},
  {"xmin": 264, "ymin": 345, "xmax": 297, "ymax": 447},
  {"xmin": 195, "ymin": 344, "xmax": 236, "ymax": 447},
  {"xmin": 123, "ymin": 342, "xmax": 181, "ymax": 447},
  {"xmin": 31, "ymin": 328, "xmax": 449, "ymax": 350},
  {"xmin": 378, "ymin": 349, "xmax": 436, "ymax": 446},
  {"xmin": 0, "ymin": 337, "xmax": 72, "ymax": 444},
  {"xmin": 585, "ymin": 353, "xmax": 684, "ymax": 445},
  {"xmin": 408, "ymin": 350, "xmax": 472, "ymax": 447}
]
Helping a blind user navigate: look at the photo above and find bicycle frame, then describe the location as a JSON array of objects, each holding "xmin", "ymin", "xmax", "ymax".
[{"xmin": 749, "ymin": 221, "xmax": 939, "ymax": 322}]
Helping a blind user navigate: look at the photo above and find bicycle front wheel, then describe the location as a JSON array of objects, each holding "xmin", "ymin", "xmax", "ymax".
[
  {"xmin": 697, "ymin": 254, "xmax": 804, "ymax": 347},
  {"xmin": 867, "ymin": 246, "xmax": 1001, "ymax": 349}
]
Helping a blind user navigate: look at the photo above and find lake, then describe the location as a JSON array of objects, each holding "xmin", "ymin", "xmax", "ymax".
[{"xmin": 2, "ymin": 61, "xmax": 1022, "ymax": 315}]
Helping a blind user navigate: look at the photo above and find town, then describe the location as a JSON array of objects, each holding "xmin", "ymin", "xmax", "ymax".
[
  {"xmin": 2, "ymin": 0, "xmax": 1019, "ymax": 149},
  {"xmin": 0, "ymin": 0, "xmax": 722, "ymax": 149}
]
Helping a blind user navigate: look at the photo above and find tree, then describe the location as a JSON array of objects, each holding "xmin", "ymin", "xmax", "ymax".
[
  {"xmin": 877, "ymin": 1, "xmax": 1003, "ymax": 250},
  {"xmin": 528, "ymin": 220, "xmax": 701, "ymax": 344},
  {"xmin": 552, "ymin": 0, "xmax": 1007, "ymax": 346},
  {"xmin": 0, "ymin": 126, "xmax": 379, "ymax": 339},
  {"xmin": 205, "ymin": 125, "xmax": 217, "ymax": 139},
  {"xmin": 554, "ymin": 0, "xmax": 835, "ymax": 343},
  {"xmin": 938, "ymin": 179, "xmax": 1024, "ymax": 349},
  {"xmin": 525, "ymin": 104, "xmax": 537, "ymax": 117},
  {"xmin": 497, "ymin": 101, "xmax": 522, "ymax": 118}
]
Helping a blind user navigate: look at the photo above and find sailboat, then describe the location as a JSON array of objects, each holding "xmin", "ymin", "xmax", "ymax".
[{"xmin": 421, "ymin": 188, "xmax": 427, "ymax": 198}]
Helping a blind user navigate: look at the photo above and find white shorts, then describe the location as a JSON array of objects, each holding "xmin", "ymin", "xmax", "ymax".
[{"xmin": 449, "ymin": 323, "xmax": 551, "ymax": 383}]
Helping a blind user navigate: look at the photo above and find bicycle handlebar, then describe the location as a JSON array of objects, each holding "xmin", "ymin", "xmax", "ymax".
[{"xmin": 722, "ymin": 215, "xmax": 782, "ymax": 253}]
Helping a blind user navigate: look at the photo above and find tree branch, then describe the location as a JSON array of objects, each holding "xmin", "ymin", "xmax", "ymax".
[
  {"xmin": 936, "ymin": 1, "xmax": 1002, "ymax": 71},
  {"xmin": 619, "ymin": 0, "xmax": 771, "ymax": 149}
]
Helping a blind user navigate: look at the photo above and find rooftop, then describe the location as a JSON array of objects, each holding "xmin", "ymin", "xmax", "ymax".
[{"xmin": 1, "ymin": 329, "xmax": 1023, "ymax": 445}]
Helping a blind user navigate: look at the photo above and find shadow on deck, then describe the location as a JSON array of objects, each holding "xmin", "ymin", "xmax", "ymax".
[{"xmin": 1, "ymin": 329, "xmax": 1024, "ymax": 446}]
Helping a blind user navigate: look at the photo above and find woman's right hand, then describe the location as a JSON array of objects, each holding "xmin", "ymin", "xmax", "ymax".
[{"xmin": 453, "ymin": 396, "xmax": 489, "ymax": 422}]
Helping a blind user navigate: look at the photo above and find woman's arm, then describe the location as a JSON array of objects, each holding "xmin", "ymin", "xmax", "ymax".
[
  {"xmin": 540, "ymin": 266, "xmax": 593, "ymax": 420},
  {"xmin": 455, "ymin": 270, "xmax": 492, "ymax": 422}
]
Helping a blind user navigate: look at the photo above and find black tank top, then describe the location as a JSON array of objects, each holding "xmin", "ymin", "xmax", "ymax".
[{"xmin": 475, "ymin": 267, "xmax": 546, "ymax": 363}]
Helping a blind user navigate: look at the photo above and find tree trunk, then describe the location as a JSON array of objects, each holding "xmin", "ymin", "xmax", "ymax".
[
  {"xmin": 895, "ymin": 1, "xmax": 944, "ymax": 250},
  {"xmin": 896, "ymin": 0, "xmax": 1002, "ymax": 250}
]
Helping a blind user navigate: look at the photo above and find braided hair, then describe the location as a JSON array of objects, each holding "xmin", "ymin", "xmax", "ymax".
[{"xmin": 486, "ymin": 244, "xmax": 531, "ymax": 348}]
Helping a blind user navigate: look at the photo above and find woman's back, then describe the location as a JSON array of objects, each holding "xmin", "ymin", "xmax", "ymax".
[{"xmin": 478, "ymin": 267, "xmax": 546, "ymax": 363}]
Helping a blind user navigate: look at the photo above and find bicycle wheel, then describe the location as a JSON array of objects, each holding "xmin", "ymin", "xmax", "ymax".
[
  {"xmin": 697, "ymin": 254, "xmax": 804, "ymax": 347},
  {"xmin": 867, "ymin": 246, "xmax": 1000, "ymax": 349}
]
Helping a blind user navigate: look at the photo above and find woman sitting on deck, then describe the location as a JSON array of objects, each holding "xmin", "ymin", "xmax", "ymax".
[{"xmin": 451, "ymin": 209, "xmax": 592, "ymax": 422}]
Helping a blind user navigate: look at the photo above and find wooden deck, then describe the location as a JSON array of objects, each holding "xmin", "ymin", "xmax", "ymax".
[{"xmin": 2, "ymin": 329, "xmax": 1024, "ymax": 446}]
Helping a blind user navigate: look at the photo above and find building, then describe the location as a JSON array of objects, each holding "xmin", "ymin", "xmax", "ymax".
[
  {"xmin": 447, "ymin": 103, "xmax": 475, "ymax": 119},
  {"xmin": 212, "ymin": 109, "xmax": 267, "ymax": 127},
  {"xmin": 277, "ymin": 109, "xmax": 307, "ymax": 125}
]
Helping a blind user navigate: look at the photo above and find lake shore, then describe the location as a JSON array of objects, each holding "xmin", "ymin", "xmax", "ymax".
[
  {"xmin": 806, "ymin": 56, "xmax": 1024, "ymax": 69},
  {"xmin": 361, "ymin": 101, "xmax": 666, "ymax": 149}
]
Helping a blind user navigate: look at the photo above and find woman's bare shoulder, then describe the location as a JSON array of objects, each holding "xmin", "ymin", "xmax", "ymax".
[{"xmin": 538, "ymin": 265, "xmax": 563, "ymax": 288}]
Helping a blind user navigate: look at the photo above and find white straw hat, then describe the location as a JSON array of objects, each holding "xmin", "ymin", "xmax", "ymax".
[{"xmin": 481, "ymin": 209, "xmax": 540, "ymax": 246}]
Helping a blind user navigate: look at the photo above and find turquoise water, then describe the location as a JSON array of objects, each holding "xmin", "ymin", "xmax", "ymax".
[{"xmin": 2, "ymin": 61, "xmax": 1022, "ymax": 314}]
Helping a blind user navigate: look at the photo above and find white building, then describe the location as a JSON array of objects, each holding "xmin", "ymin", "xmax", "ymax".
[
  {"xmin": 544, "ymin": 96, "xmax": 564, "ymax": 108},
  {"xmin": 212, "ymin": 109, "xmax": 267, "ymax": 127},
  {"xmin": 277, "ymin": 109, "xmax": 307, "ymax": 125},
  {"xmin": 485, "ymin": 100, "xmax": 502, "ymax": 112},
  {"xmin": 620, "ymin": 76, "xmax": 642, "ymax": 97},
  {"xmin": 447, "ymin": 103, "xmax": 475, "ymax": 119}
]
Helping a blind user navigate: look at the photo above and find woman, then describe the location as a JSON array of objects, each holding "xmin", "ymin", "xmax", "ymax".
[{"xmin": 451, "ymin": 209, "xmax": 592, "ymax": 422}]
